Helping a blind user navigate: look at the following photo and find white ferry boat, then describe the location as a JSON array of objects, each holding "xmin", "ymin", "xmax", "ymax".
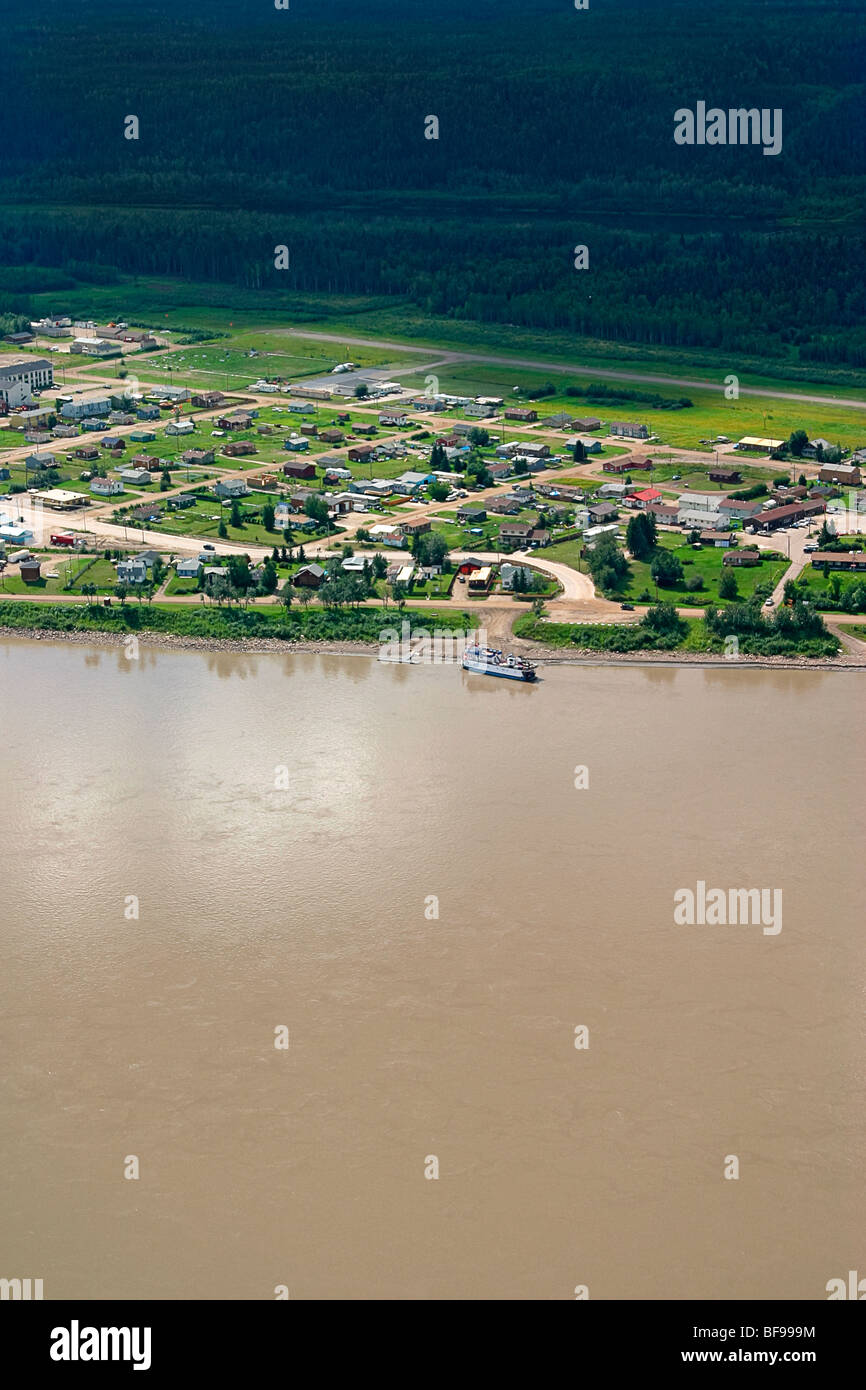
[{"xmin": 461, "ymin": 645, "xmax": 538, "ymax": 682}]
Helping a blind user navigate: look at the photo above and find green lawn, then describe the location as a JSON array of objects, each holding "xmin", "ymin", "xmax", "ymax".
[
  {"xmin": 620, "ymin": 535, "xmax": 790, "ymax": 606},
  {"xmin": 131, "ymin": 494, "xmax": 336, "ymax": 548},
  {"xmin": 541, "ymin": 538, "xmax": 588, "ymax": 572},
  {"xmin": 395, "ymin": 362, "xmax": 866, "ymax": 452},
  {"xmin": 0, "ymin": 555, "xmax": 119, "ymax": 595},
  {"xmin": 793, "ymin": 565, "xmax": 866, "ymax": 612},
  {"xmin": 26, "ymin": 273, "xmax": 866, "ymax": 394},
  {"xmin": 545, "ymin": 531, "xmax": 790, "ymax": 606}
]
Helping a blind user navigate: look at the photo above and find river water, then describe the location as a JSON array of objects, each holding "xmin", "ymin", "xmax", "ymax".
[{"xmin": 0, "ymin": 637, "xmax": 862, "ymax": 1300}]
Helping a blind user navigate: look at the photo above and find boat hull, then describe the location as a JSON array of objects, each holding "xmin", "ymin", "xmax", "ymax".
[{"xmin": 462, "ymin": 657, "xmax": 536, "ymax": 681}]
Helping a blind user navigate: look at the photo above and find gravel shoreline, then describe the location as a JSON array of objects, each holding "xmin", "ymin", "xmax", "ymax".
[{"xmin": 2, "ymin": 624, "xmax": 864, "ymax": 672}]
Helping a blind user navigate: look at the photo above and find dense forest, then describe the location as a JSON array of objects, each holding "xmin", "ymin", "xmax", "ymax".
[{"xmin": 2, "ymin": 0, "xmax": 864, "ymax": 364}]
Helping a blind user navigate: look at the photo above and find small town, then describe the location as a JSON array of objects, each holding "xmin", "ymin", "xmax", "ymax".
[{"xmin": 1, "ymin": 318, "xmax": 865, "ymax": 663}]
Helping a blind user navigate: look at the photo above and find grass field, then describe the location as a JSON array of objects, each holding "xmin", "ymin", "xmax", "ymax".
[
  {"xmin": 25, "ymin": 274, "xmax": 866, "ymax": 392},
  {"xmin": 620, "ymin": 536, "xmax": 789, "ymax": 606},
  {"xmin": 399, "ymin": 362, "xmax": 866, "ymax": 453},
  {"xmin": 544, "ymin": 531, "xmax": 789, "ymax": 606}
]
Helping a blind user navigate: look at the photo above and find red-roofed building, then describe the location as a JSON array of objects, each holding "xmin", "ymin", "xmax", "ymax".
[{"xmin": 629, "ymin": 486, "xmax": 662, "ymax": 508}]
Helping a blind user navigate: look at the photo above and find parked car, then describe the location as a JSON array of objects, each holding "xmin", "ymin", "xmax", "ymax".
[
  {"xmin": 621, "ymin": 602, "xmax": 635, "ymax": 610},
  {"xmin": 202, "ymin": 543, "xmax": 216, "ymax": 551},
  {"xmin": 804, "ymin": 543, "xmax": 818, "ymax": 553},
  {"xmin": 764, "ymin": 598, "xmax": 774, "ymax": 607}
]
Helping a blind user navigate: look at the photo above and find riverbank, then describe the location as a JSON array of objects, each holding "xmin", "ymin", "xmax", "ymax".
[{"xmin": 3, "ymin": 624, "xmax": 864, "ymax": 671}]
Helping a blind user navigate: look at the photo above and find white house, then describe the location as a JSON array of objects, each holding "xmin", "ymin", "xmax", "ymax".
[
  {"xmin": 60, "ymin": 393, "xmax": 112, "ymax": 421},
  {"xmin": 90, "ymin": 478, "xmax": 125, "ymax": 496},
  {"xmin": 500, "ymin": 562, "xmax": 534, "ymax": 590},
  {"xmin": 214, "ymin": 479, "xmax": 249, "ymax": 500},
  {"xmin": 369, "ymin": 524, "xmax": 405, "ymax": 548},
  {"xmin": 117, "ymin": 558, "xmax": 148, "ymax": 584},
  {"xmin": 678, "ymin": 508, "xmax": 727, "ymax": 530}
]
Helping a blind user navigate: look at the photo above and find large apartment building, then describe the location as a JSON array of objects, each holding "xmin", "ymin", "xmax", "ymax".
[{"xmin": 0, "ymin": 355, "xmax": 54, "ymax": 409}]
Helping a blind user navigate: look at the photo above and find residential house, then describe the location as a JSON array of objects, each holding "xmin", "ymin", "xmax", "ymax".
[
  {"xmin": 222, "ymin": 441, "xmax": 257, "ymax": 457},
  {"xmin": 176, "ymin": 558, "xmax": 202, "ymax": 579},
  {"xmin": 368, "ymin": 524, "xmax": 405, "ymax": 548},
  {"xmin": 500, "ymin": 562, "xmax": 534, "ymax": 590},
  {"xmin": 203, "ymin": 566, "xmax": 230, "ymax": 586},
  {"xmin": 293, "ymin": 563, "xmax": 326, "ymax": 589},
  {"xmin": 500, "ymin": 523, "xmax": 534, "ymax": 545},
  {"xmin": 565, "ymin": 436, "xmax": 602, "ymax": 454},
  {"xmin": 182, "ymin": 448, "xmax": 214, "ymax": 466},
  {"xmin": 348, "ymin": 445, "xmax": 376, "ymax": 463},
  {"xmin": 717, "ymin": 498, "xmax": 764, "ymax": 522},
  {"xmin": 214, "ymin": 479, "xmax": 250, "ymax": 499},
  {"xmin": 603, "ymin": 456, "xmax": 651, "ymax": 474},
  {"xmin": 117, "ymin": 468, "xmax": 152, "ymax": 486},
  {"xmin": 628, "ymin": 487, "xmax": 662, "ymax": 509},
  {"xmin": 504, "ymin": 407, "xmax": 538, "ymax": 423},
  {"xmin": 588, "ymin": 502, "xmax": 619, "ymax": 523},
  {"xmin": 645, "ymin": 502, "xmax": 679, "ymax": 526},
  {"xmin": 723, "ymin": 549, "xmax": 761, "ymax": 567},
  {"xmin": 609, "ymin": 422, "xmax": 649, "ymax": 440},
  {"xmin": 217, "ymin": 412, "xmax": 252, "ymax": 431},
  {"xmin": 700, "ymin": 530, "xmax": 732, "ymax": 547},
  {"xmin": 678, "ymin": 508, "xmax": 726, "ymax": 531},
  {"xmin": 283, "ymin": 461, "xmax": 317, "ymax": 480},
  {"xmin": 519, "ymin": 441, "xmax": 550, "ymax": 458},
  {"xmin": 283, "ymin": 437, "xmax": 311, "ymax": 453},
  {"xmin": 457, "ymin": 505, "xmax": 487, "ymax": 523},
  {"xmin": 400, "ymin": 518, "xmax": 432, "ymax": 538},
  {"xmin": 90, "ymin": 477, "xmax": 124, "ymax": 496},
  {"xmin": 117, "ymin": 558, "xmax": 148, "ymax": 584}
]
